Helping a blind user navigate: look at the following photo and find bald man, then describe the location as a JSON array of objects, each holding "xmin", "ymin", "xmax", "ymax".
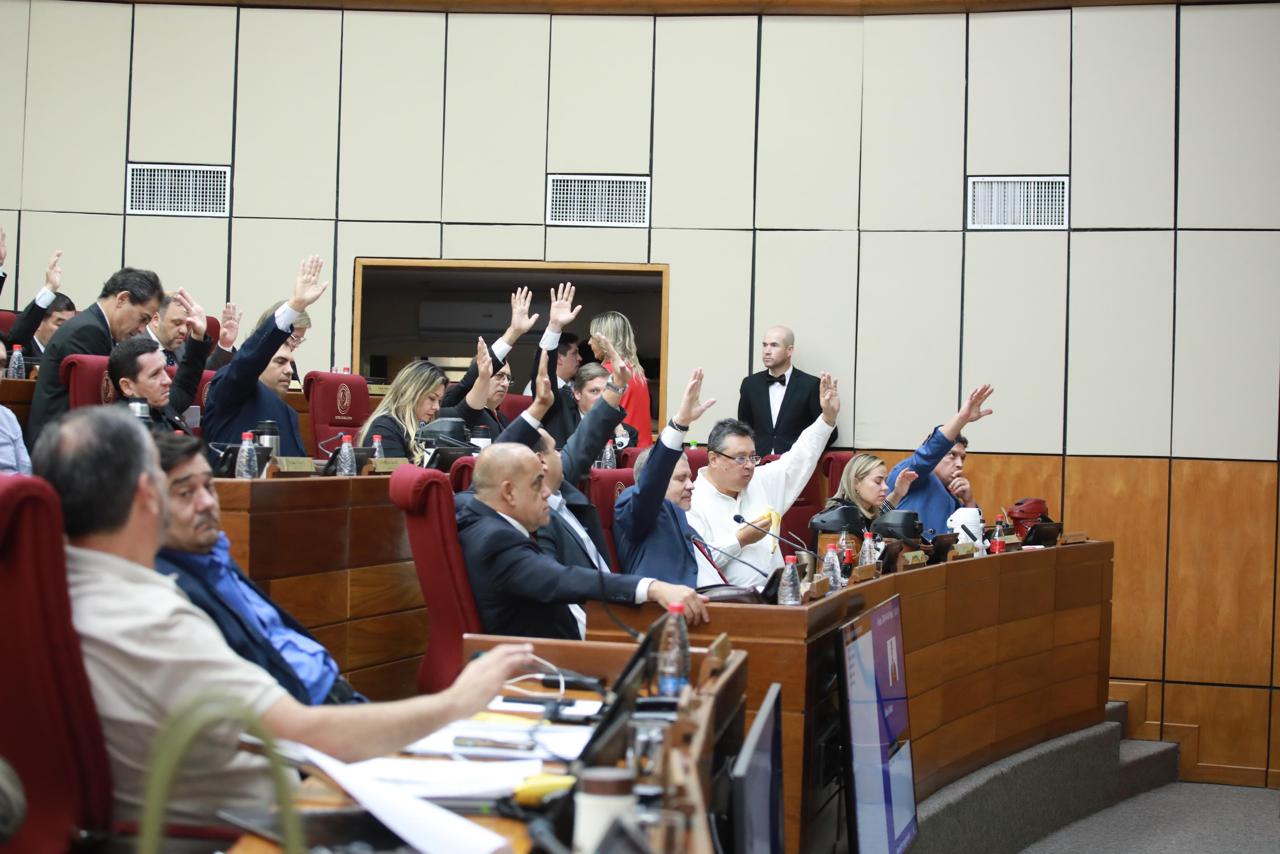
[
  {"xmin": 737, "ymin": 325, "xmax": 835, "ymax": 455},
  {"xmin": 455, "ymin": 443, "xmax": 707, "ymax": 640}
]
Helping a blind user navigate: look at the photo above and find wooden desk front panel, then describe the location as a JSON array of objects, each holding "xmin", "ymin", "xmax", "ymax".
[{"xmin": 0, "ymin": 378, "xmax": 33, "ymax": 430}]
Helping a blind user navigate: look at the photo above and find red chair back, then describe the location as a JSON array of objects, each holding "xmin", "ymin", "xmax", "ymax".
[
  {"xmin": 0, "ymin": 476, "xmax": 113, "ymax": 850},
  {"xmin": 303, "ymin": 371, "xmax": 372, "ymax": 459},
  {"xmin": 617, "ymin": 446, "xmax": 642, "ymax": 468},
  {"xmin": 497, "ymin": 393, "xmax": 531, "ymax": 425},
  {"xmin": 389, "ymin": 465, "xmax": 482, "ymax": 695},
  {"xmin": 759, "ymin": 454, "xmax": 824, "ymax": 556},
  {"xmin": 587, "ymin": 467, "xmax": 635, "ymax": 570},
  {"xmin": 0, "ymin": 309, "xmax": 16, "ymax": 336},
  {"xmin": 60, "ymin": 354, "xmax": 115, "ymax": 408},
  {"xmin": 449, "ymin": 455, "xmax": 476, "ymax": 492},
  {"xmin": 686, "ymin": 446, "xmax": 709, "ymax": 477},
  {"xmin": 821, "ymin": 451, "xmax": 855, "ymax": 496}
]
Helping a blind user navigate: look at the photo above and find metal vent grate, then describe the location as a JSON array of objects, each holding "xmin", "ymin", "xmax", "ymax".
[
  {"xmin": 967, "ymin": 176, "xmax": 1068, "ymax": 230},
  {"xmin": 546, "ymin": 174, "xmax": 649, "ymax": 228},
  {"xmin": 127, "ymin": 164, "xmax": 230, "ymax": 217}
]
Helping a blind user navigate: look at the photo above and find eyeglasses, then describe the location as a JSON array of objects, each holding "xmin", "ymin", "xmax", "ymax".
[
  {"xmin": 711, "ymin": 449, "xmax": 761, "ymax": 467},
  {"xmin": 493, "ymin": 373, "xmax": 512, "ymax": 385}
]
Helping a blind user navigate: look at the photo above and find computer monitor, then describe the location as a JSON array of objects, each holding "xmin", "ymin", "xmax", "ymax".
[
  {"xmin": 835, "ymin": 594, "xmax": 917, "ymax": 854},
  {"xmin": 575, "ymin": 611, "xmax": 668, "ymax": 769},
  {"xmin": 730, "ymin": 682, "xmax": 784, "ymax": 854}
]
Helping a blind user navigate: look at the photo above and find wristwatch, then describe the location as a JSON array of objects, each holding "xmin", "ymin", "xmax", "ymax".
[
  {"xmin": 606, "ymin": 380, "xmax": 628, "ymax": 396},
  {"xmin": 669, "ymin": 418, "xmax": 690, "ymax": 432}
]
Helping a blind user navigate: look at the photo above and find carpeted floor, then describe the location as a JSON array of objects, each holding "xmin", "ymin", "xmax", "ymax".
[{"xmin": 1021, "ymin": 782, "xmax": 1280, "ymax": 854}]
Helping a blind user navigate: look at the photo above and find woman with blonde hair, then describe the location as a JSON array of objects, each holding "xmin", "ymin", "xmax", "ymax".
[
  {"xmin": 588, "ymin": 311, "xmax": 652, "ymax": 448},
  {"xmin": 822, "ymin": 454, "xmax": 919, "ymax": 537}
]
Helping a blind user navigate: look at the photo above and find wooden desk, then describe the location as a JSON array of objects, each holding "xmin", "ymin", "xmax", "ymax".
[
  {"xmin": 217, "ymin": 475, "xmax": 423, "ymax": 700},
  {"xmin": 0, "ymin": 378, "xmax": 34, "ymax": 430},
  {"xmin": 586, "ymin": 542, "xmax": 1114, "ymax": 853}
]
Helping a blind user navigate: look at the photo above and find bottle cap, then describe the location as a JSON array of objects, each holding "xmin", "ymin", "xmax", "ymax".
[
  {"xmin": 996, "ymin": 514, "xmax": 1005, "ymax": 521},
  {"xmin": 667, "ymin": 601, "xmax": 685, "ymax": 614},
  {"xmin": 864, "ymin": 531, "xmax": 874, "ymax": 538},
  {"xmin": 342, "ymin": 366, "xmax": 351, "ymax": 373},
  {"xmin": 580, "ymin": 766, "xmax": 635, "ymax": 796},
  {"xmin": 241, "ymin": 431, "xmax": 253, "ymax": 440},
  {"xmin": 341, "ymin": 434, "xmax": 352, "ymax": 444},
  {"xmin": 11, "ymin": 345, "xmax": 20, "ymax": 352},
  {"xmin": 373, "ymin": 434, "xmax": 382, "ymax": 441},
  {"xmin": 827, "ymin": 544, "xmax": 837, "ymax": 551},
  {"xmin": 784, "ymin": 555, "xmax": 797, "ymax": 564}
]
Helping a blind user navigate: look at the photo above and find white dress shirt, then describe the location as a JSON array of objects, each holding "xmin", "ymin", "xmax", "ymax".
[
  {"xmin": 767, "ymin": 365, "xmax": 794, "ymax": 427},
  {"xmin": 687, "ymin": 415, "xmax": 833, "ymax": 586},
  {"xmin": 31, "ymin": 287, "xmax": 56, "ymax": 353}
]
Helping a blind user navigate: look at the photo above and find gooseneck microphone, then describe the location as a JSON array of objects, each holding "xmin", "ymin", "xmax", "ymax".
[
  {"xmin": 687, "ymin": 531, "xmax": 771, "ymax": 580},
  {"xmin": 732, "ymin": 513, "xmax": 816, "ymax": 557}
]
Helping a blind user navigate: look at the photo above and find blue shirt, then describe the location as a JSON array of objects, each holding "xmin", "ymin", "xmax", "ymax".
[
  {"xmin": 886, "ymin": 427, "xmax": 962, "ymax": 539},
  {"xmin": 202, "ymin": 534, "xmax": 337, "ymax": 705},
  {"xmin": 0, "ymin": 405, "xmax": 30, "ymax": 475}
]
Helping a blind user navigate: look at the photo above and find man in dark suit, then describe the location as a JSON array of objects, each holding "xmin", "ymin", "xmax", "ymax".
[
  {"xmin": 736, "ymin": 325, "xmax": 836, "ymax": 455},
  {"xmin": 565, "ymin": 363, "xmax": 639, "ymax": 457},
  {"xmin": 1, "ymin": 249, "xmax": 76, "ymax": 376},
  {"xmin": 202, "ymin": 255, "xmax": 328, "ymax": 459},
  {"xmin": 107, "ymin": 331, "xmax": 211, "ymax": 435},
  {"xmin": 454, "ymin": 442, "xmax": 706, "ymax": 640},
  {"xmin": 25, "ymin": 266, "xmax": 164, "ymax": 445}
]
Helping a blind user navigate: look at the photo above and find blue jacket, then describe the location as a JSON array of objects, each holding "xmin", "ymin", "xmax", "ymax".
[
  {"xmin": 886, "ymin": 427, "xmax": 962, "ymax": 538},
  {"xmin": 202, "ymin": 314, "xmax": 305, "ymax": 459},
  {"xmin": 614, "ymin": 439, "xmax": 701, "ymax": 587}
]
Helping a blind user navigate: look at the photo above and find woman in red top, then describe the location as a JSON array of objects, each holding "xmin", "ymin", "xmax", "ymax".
[{"xmin": 588, "ymin": 311, "xmax": 652, "ymax": 447}]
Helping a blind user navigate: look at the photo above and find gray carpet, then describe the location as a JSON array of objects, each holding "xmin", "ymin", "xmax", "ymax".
[{"xmin": 1021, "ymin": 782, "xmax": 1280, "ymax": 854}]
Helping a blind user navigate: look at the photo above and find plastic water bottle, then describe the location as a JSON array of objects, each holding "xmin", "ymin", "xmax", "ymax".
[
  {"xmin": 6, "ymin": 345, "xmax": 23, "ymax": 379},
  {"xmin": 656, "ymin": 602, "xmax": 690, "ymax": 697},
  {"xmin": 778, "ymin": 555, "xmax": 802, "ymax": 605},
  {"xmin": 858, "ymin": 532, "xmax": 878, "ymax": 570},
  {"xmin": 335, "ymin": 434, "xmax": 357, "ymax": 476},
  {"xmin": 822, "ymin": 544, "xmax": 843, "ymax": 593},
  {"xmin": 235, "ymin": 432, "xmax": 258, "ymax": 480},
  {"xmin": 836, "ymin": 528, "xmax": 850, "ymax": 553},
  {"xmin": 372, "ymin": 434, "xmax": 385, "ymax": 459},
  {"xmin": 598, "ymin": 437, "xmax": 617, "ymax": 469}
]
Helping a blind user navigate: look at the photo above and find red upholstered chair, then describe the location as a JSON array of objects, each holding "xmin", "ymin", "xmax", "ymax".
[
  {"xmin": 0, "ymin": 309, "xmax": 16, "ymax": 336},
  {"xmin": 303, "ymin": 370, "xmax": 372, "ymax": 459},
  {"xmin": 0, "ymin": 475, "xmax": 113, "ymax": 850},
  {"xmin": 821, "ymin": 450, "xmax": 855, "ymax": 497},
  {"xmin": 60, "ymin": 354, "xmax": 115, "ymax": 408},
  {"xmin": 686, "ymin": 446, "xmax": 709, "ymax": 478},
  {"xmin": 496, "ymin": 393, "xmax": 532, "ymax": 426},
  {"xmin": 389, "ymin": 464, "xmax": 482, "ymax": 695},
  {"xmin": 618, "ymin": 446, "xmax": 642, "ymax": 469},
  {"xmin": 758, "ymin": 454, "xmax": 824, "ymax": 556},
  {"xmin": 587, "ymin": 467, "xmax": 635, "ymax": 570},
  {"xmin": 449, "ymin": 455, "xmax": 476, "ymax": 492}
]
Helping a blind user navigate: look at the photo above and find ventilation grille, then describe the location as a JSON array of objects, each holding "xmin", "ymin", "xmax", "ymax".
[
  {"xmin": 967, "ymin": 176, "xmax": 1068, "ymax": 230},
  {"xmin": 546, "ymin": 175, "xmax": 649, "ymax": 228},
  {"xmin": 127, "ymin": 164, "xmax": 230, "ymax": 217}
]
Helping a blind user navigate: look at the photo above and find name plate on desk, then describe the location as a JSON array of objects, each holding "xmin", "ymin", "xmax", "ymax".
[
  {"xmin": 1061, "ymin": 531, "xmax": 1088, "ymax": 545},
  {"xmin": 899, "ymin": 550, "xmax": 927, "ymax": 569},
  {"xmin": 267, "ymin": 456, "xmax": 317, "ymax": 477},
  {"xmin": 852, "ymin": 562, "xmax": 879, "ymax": 583},
  {"xmin": 950, "ymin": 542, "xmax": 976, "ymax": 560},
  {"xmin": 371, "ymin": 457, "xmax": 408, "ymax": 473}
]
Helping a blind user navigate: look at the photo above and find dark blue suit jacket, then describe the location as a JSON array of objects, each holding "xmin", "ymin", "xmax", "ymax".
[
  {"xmin": 613, "ymin": 439, "xmax": 702, "ymax": 587},
  {"xmin": 202, "ymin": 314, "xmax": 305, "ymax": 458}
]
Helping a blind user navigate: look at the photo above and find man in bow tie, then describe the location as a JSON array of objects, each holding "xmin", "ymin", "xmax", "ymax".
[{"xmin": 736, "ymin": 325, "xmax": 835, "ymax": 456}]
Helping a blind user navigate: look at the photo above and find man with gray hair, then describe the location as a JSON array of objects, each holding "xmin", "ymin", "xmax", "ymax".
[{"xmin": 736, "ymin": 324, "xmax": 835, "ymax": 455}]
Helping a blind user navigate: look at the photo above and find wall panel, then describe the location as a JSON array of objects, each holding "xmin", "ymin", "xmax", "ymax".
[
  {"xmin": 651, "ymin": 16, "xmax": 757, "ymax": 229},
  {"xmin": 339, "ymin": 12, "xmax": 445, "ymax": 222},
  {"xmin": 22, "ymin": 0, "xmax": 131, "ymax": 214},
  {"xmin": 1164, "ymin": 683, "xmax": 1270, "ymax": 786},
  {"xmin": 1178, "ymin": 4, "xmax": 1280, "ymax": 229},
  {"xmin": 0, "ymin": 0, "xmax": 30, "ymax": 209},
  {"xmin": 547, "ymin": 16, "xmax": 652, "ymax": 175},
  {"xmin": 1172, "ymin": 231, "xmax": 1280, "ymax": 460},
  {"xmin": 1166, "ymin": 460, "xmax": 1276, "ymax": 687},
  {"xmin": 124, "ymin": 217, "xmax": 228, "ymax": 307},
  {"xmin": 861, "ymin": 14, "xmax": 966, "ymax": 230},
  {"xmin": 650, "ymin": 228, "xmax": 752, "ymax": 442},
  {"xmin": 130, "ymin": 5, "xmax": 236, "ymax": 165},
  {"xmin": 756, "ymin": 17, "xmax": 861, "ymax": 230},
  {"xmin": 1070, "ymin": 5, "xmax": 1175, "ymax": 228},
  {"xmin": 545, "ymin": 227, "xmax": 648, "ymax": 264},
  {"xmin": 1270, "ymin": 692, "xmax": 1280, "ymax": 789},
  {"xmin": 1066, "ymin": 231, "xmax": 1173, "ymax": 456},
  {"xmin": 17, "ymin": 212, "xmax": 122, "ymax": 309},
  {"xmin": 753, "ymin": 231, "xmax": 858, "ymax": 442},
  {"xmin": 961, "ymin": 232, "xmax": 1067, "ymax": 454},
  {"xmin": 442, "ymin": 14, "xmax": 550, "ymax": 225},
  {"xmin": 441, "ymin": 225, "xmax": 544, "ymax": 261},
  {"xmin": 967, "ymin": 10, "xmax": 1070, "ymax": 176},
  {"xmin": 854, "ymin": 231, "xmax": 961, "ymax": 449},
  {"xmin": 0, "ymin": 211, "xmax": 18, "ymax": 310},
  {"xmin": 963, "ymin": 453, "xmax": 1062, "ymax": 522}
]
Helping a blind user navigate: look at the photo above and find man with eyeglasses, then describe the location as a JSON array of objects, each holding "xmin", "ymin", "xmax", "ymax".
[
  {"xmin": 688, "ymin": 372, "xmax": 841, "ymax": 586},
  {"xmin": 201, "ymin": 256, "xmax": 328, "ymax": 460}
]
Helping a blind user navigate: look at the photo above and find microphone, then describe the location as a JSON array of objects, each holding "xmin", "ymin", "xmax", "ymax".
[
  {"xmin": 733, "ymin": 513, "xmax": 816, "ymax": 557},
  {"xmin": 317, "ymin": 431, "xmax": 347, "ymax": 453},
  {"xmin": 687, "ymin": 531, "xmax": 770, "ymax": 581}
]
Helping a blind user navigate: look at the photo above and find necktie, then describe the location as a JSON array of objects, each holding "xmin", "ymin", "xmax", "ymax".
[
  {"xmin": 165, "ymin": 350, "xmax": 178, "ymax": 368},
  {"xmin": 766, "ymin": 374, "xmax": 786, "ymax": 386}
]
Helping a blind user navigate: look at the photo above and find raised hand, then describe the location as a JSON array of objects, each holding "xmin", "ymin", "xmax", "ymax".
[
  {"xmin": 45, "ymin": 250, "xmax": 63, "ymax": 291},
  {"xmin": 890, "ymin": 469, "xmax": 919, "ymax": 505},
  {"xmin": 464, "ymin": 337, "xmax": 497, "ymax": 413},
  {"xmin": 290, "ymin": 255, "xmax": 329, "ymax": 311},
  {"xmin": 526, "ymin": 349, "xmax": 556, "ymax": 423},
  {"xmin": 172, "ymin": 288, "xmax": 207, "ymax": 340},
  {"xmin": 674, "ymin": 368, "xmax": 716, "ymax": 427},
  {"xmin": 0, "ymin": 227, "xmax": 7, "ymax": 267},
  {"xmin": 547, "ymin": 282, "xmax": 582, "ymax": 332},
  {"xmin": 219, "ymin": 302, "xmax": 242, "ymax": 348},
  {"xmin": 505, "ymin": 286, "xmax": 539, "ymax": 341},
  {"xmin": 591, "ymin": 332, "xmax": 630, "ymax": 390},
  {"xmin": 819, "ymin": 373, "xmax": 840, "ymax": 425},
  {"xmin": 959, "ymin": 384, "xmax": 995, "ymax": 425}
]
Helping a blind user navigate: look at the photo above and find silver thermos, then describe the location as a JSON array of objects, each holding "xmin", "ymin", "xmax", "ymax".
[{"xmin": 253, "ymin": 420, "xmax": 281, "ymax": 460}]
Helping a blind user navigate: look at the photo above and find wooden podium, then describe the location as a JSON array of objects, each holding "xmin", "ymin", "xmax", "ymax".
[{"xmin": 587, "ymin": 541, "xmax": 1114, "ymax": 854}]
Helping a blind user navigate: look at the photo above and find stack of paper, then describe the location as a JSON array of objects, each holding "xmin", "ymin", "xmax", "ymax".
[
  {"xmin": 351, "ymin": 757, "xmax": 543, "ymax": 799},
  {"xmin": 404, "ymin": 720, "xmax": 594, "ymax": 761}
]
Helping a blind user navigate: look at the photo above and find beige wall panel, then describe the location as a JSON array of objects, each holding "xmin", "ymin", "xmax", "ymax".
[
  {"xmin": 962, "ymin": 232, "xmax": 1066, "ymax": 454},
  {"xmin": 336, "ymin": 220, "xmax": 441, "ymax": 372},
  {"xmin": 229, "ymin": 218, "xmax": 336, "ymax": 378},
  {"xmin": 124, "ymin": 217, "xmax": 228, "ymax": 305},
  {"xmin": 753, "ymin": 231, "xmax": 857, "ymax": 442},
  {"xmin": 967, "ymin": 11, "xmax": 1069, "ymax": 176},
  {"xmin": 1067, "ymin": 232, "xmax": 1172, "ymax": 456},
  {"xmin": 1070, "ymin": 6, "xmax": 1175, "ymax": 229},
  {"xmin": 339, "ymin": 12, "xmax": 444, "ymax": 222},
  {"xmin": 861, "ymin": 15, "xmax": 966, "ymax": 231},
  {"xmin": 756, "ymin": 17, "xmax": 861, "ymax": 230},
  {"xmin": 442, "ymin": 14, "xmax": 549, "ymax": 225},
  {"xmin": 23, "ymin": 0, "xmax": 130, "ymax": 214},
  {"xmin": 234, "ymin": 9, "xmax": 341, "ymax": 219},
  {"xmin": 442, "ymin": 225, "xmax": 544, "ymax": 261},
  {"xmin": 0, "ymin": 0, "xmax": 29, "ymax": 209},
  {"xmin": 130, "ymin": 5, "xmax": 236, "ymax": 164},
  {"xmin": 0, "ymin": 211, "xmax": 17, "ymax": 308},
  {"xmin": 547, "ymin": 16, "xmax": 652, "ymax": 175},
  {"xmin": 1179, "ymin": 5, "xmax": 1280, "ymax": 228},
  {"xmin": 1173, "ymin": 231, "xmax": 1280, "ymax": 460},
  {"xmin": 17, "ymin": 211, "xmax": 122, "ymax": 309},
  {"xmin": 650, "ymin": 229, "xmax": 752, "ymax": 443},
  {"xmin": 651, "ymin": 17, "xmax": 757, "ymax": 230},
  {"xmin": 545, "ymin": 227, "xmax": 648, "ymax": 263},
  {"xmin": 855, "ymin": 232, "xmax": 962, "ymax": 449}
]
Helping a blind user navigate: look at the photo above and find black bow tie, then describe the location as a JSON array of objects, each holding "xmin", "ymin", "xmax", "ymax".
[{"xmin": 766, "ymin": 374, "xmax": 786, "ymax": 387}]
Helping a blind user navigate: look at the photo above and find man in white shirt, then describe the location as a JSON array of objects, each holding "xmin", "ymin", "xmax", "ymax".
[
  {"xmin": 690, "ymin": 372, "xmax": 840, "ymax": 586},
  {"xmin": 31, "ymin": 406, "xmax": 534, "ymax": 827}
]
